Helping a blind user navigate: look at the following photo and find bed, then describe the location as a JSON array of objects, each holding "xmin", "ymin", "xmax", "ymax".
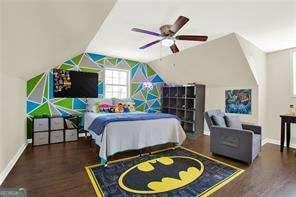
[{"xmin": 84, "ymin": 111, "xmax": 186, "ymax": 163}]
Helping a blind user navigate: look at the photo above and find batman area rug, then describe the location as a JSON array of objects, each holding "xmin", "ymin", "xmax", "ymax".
[{"xmin": 85, "ymin": 146, "xmax": 244, "ymax": 197}]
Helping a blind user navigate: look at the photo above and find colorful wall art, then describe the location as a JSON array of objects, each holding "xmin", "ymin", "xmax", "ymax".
[
  {"xmin": 225, "ymin": 89, "xmax": 252, "ymax": 114},
  {"xmin": 26, "ymin": 53, "xmax": 164, "ymax": 138}
]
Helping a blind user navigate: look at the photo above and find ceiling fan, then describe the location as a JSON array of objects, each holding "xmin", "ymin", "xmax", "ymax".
[{"xmin": 131, "ymin": 16, "xmax": 208, "ymax": 53}]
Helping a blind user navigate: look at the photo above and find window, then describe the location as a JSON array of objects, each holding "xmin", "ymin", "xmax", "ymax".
[
  {"xmin": 105, "ymin": 68, "xmax": 129, "ymax": 99},
  {"xmin": 293, "ymin": 51, "xmax": 296, "ymax": 96}
]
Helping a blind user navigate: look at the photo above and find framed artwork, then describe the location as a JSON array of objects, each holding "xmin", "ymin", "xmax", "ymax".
[{"xmin": 225, "ymin": 89, "xmax": 251, "ymax": 114}]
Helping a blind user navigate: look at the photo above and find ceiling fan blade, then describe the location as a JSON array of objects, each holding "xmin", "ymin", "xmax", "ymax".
[
  {"xmin": 170, "ymin": 43, "xmax": 179, "ymax": 53},
  {"xmin": 176, "ymin": 35, "xmax": 208, "ymax": 41},
  {"xmin": 139, "ymin": 40, "xmax": 161, "ymax": 49},
  {"xmin": 131, "ymin": 28, "xmax": 160, "ymax": 37},
  {"xmin": 170, "ymin": 16, "xmax": 189, "ymax": 35}
]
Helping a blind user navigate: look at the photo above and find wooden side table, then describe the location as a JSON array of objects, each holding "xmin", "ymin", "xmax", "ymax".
[{"xmin": 280, "ymin": 114, "xmax": 296, "ymax": 151}]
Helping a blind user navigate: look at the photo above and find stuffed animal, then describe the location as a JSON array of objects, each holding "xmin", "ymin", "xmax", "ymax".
[
  {"xmin": 126, "ymin": 102, "xmax": 135, "ymax": 112},
  {"xmin": 115, "ymin": 103, "xmax": 124, "ymax": 113},
  {"xmin": 98, "ymin": 103, "xmax": 114, "ymax": 113},
  {"xmin": 93, "ymin": 102, "xmax": 114, "ymax": 113}
]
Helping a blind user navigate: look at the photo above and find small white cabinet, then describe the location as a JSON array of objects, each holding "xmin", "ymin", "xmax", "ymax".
[{"xmin": 32, "ymin": 116, "xmax": 79, "ymax": 146}]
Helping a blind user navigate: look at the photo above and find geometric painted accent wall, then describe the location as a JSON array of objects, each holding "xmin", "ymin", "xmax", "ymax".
[{"xmin": 26, "ymin": 52, "xmax": 164, "ymax": 138}]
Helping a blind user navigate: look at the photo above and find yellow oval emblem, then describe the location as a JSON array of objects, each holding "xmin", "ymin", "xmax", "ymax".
[{"xmin": 118, "ymin": 156, "xmax": 204, "ymax": 194}]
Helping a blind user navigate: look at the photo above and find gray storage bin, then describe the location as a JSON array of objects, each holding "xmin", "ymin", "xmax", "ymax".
[
  {"xmin": 65, "ymin": 129, "xmax": 78, "ymax": 142},
  {"xmin": 33, "ymin": 132, "xmax": 49, "ymax": 146},
  {"xmin": 34, "ymin": 118, "xmax": 49, "ymax": 131},
  {"xmin": 51, "ymin": 117, "xmax": 64, "ymax": 130},
  {"xmin": 50, "ymin": 130, "xmax": 64, "ymax": 143}
]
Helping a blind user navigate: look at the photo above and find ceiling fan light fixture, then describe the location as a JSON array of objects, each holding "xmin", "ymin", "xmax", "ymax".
[{"xmin": 161, "ymin": 38, "xmax": 174, "ymax": 47}]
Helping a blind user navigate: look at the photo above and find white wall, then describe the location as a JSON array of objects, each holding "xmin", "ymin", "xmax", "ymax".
[
  {"xmin": 150, "ymin": 33, "xmax": 263, "ymax": 134},
  {"xmin": 266, "ymin": 48, "xmax": 296, "ymax": 146},
  {"xmin": 236, "ymin": 34, "xmax": 267, "ymax": 138},
  {"xmin": 205, "ymin": 86, "xmax": 258, "ymax": 129},
  {"xmin": 0, "ymin": 73, "xmax": 26, "ymax": 183},
  {"xmin": 149, "ymin": 33, "xmax": 256, "ymax": 87},
  {"xmin": 0, "ymin": 0, "xmax": 116, "ymax": 184}
]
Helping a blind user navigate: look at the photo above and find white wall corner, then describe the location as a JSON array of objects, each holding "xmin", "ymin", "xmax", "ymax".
[
  {"xmin": 262, "ymin": 138, "xmax": 269, "ymax": 146},
  {"xmin": 0, "ymin": 142, "xmax": 28, "ymax": 185},
  {"xmin": 264, "ymin": 138, "xmax": 296, "ymax": 149},
  {"xmin": 203, "ymin": 130, "xmax": 210, "ymax": 136}
]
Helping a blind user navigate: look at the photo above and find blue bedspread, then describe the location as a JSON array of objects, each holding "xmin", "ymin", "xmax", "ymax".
[{"xmin": 88, "ymin": 112, "xmax": 179, "ymax": 136}]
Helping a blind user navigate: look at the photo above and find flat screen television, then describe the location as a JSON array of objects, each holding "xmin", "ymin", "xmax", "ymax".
[{"xmin": 53, "ymin": 69, "xmax": 98, "ymax": 98}]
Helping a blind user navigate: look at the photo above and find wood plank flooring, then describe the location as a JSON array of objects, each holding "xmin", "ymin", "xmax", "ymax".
[{"xmin": 2, "ymin": 135, "xmax": 296, "ymax": 197}]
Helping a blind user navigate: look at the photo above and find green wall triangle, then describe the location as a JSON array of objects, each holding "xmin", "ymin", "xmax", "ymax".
[
  {"xmin": 29, "ymin": 102, "xmax": 51, "ymax": 116},
  {"xmin": 136, "ymin": 103, "xmax": 145, "ymax": 111},
  {"xmin": 27, "ymin": 73, "xmax": 44, "ymax": 96},
  {"xmin": 60, "ymin": 64, "xmax": 73, "ymax": 70},
  {"xmin": 126, "ymin": 60, "xmax": 138, "ymax": 68},
  {"xmin": 71, "ymin": 53, "xmax": 83, "ymax": 65},
  {"xmin": 80, "ymin": 67, "xmax": 100, "ymax": 73},
  {"xmin": 54, "ymin": 98, "xmax": 73, "ymax": 109},
  {"xmin": 147, "ymin": 65, "xmax": 156, "ymax": 77},
  {"xmin": 108, "ymin": 58, "xmax": 117, "ymax": 65},
  {"xmin": 150, "ymin": 86, "xmax": 159, "ymax": 96}
]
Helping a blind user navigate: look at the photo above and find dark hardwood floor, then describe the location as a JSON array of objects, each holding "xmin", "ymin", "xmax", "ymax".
[{"xmin": 2, "ymin": 135, "xmax": 296, "ymax": 197}]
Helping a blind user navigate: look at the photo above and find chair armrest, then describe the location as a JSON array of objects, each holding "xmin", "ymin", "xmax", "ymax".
[
  {"xmin": 211, "ymin": 126, "xmax": 254, "ymax": 137},
  {"xmin": 242, "ymin": 124, "xmax": 261, "ymax": 135}
]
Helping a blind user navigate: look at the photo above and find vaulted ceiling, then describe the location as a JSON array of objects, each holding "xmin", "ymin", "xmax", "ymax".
[
  {"xmin": 149, "ymin": 33, "xmax": 258, "ymax": 87},
  {"xmin": 2, "ymin": 0, "xmax": 295, "ymax": 81},
  {"xmin": 1, "ymin": 0, "xmax": 116, "ymax": 79},
  {"xmin": 87, "ymin": 0, "xmax": 295, "ymax": 63}
]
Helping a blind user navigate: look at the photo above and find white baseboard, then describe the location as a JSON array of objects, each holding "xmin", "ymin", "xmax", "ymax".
[
  {"xmin": 263, "ymin": 138, "xmax": 296, "ymax": 149},
  {"xmin": 0, "ymin": 142, "xmax": 28, "ymax": 185},
  {"xmin": 262, "ymin": 138, "xmax": 269, "ymax": 146}
]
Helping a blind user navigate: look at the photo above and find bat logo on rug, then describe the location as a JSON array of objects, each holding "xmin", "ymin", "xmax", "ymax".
[{"xmin": 118, "ymin": 156, "xmax": 204, "ymax": 194}]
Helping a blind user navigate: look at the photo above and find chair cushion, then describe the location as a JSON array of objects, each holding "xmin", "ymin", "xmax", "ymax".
[
  {"xmin": 211, "ymin": 115, "xmax": 227, "ymax": 127},
  {"xmin": 224, "ymin": 115, "xmax": 242, "ymax": 130}
]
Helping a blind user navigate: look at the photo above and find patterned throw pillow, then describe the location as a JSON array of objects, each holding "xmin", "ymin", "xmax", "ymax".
[{"xmin": 211, "ymin": 115, "xmax": 227, "ymax": 127}]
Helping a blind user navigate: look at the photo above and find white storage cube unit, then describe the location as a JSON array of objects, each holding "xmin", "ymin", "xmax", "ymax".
[
  {"xmin": 34, "ymin": 118, "xmax": 49, "ymax": 131},
  {"xmin": 33, "ymin": 132, "xmax": 49, "ymax": 146},
  {"xmin": 32, "ymin": 116, "xmax": 79, "ymax": 146},
  {"xmin": 50, "ymin": 117, "xmax": 64, "ymax": 130},
  {"xmin": 65, "ymin": 129, "xmax": 78, "ymax": 142},
  {"xmin": 50, "ymin": 130, "xmax": 64, "ymax": 143}
]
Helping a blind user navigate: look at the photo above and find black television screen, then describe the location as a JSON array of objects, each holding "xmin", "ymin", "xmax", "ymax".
[{"xmin": 53, "ymin": 69, "xmax": 98, "ymax": 98}]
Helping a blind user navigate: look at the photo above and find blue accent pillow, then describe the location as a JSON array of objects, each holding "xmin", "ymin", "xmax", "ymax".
[
  {"xmin": 211, "ymin": 115, "xmax": 227, "ymax": 127},
  {"xmin": 224, "ymin": 115, "xmax": 242, "ymax": 130}
]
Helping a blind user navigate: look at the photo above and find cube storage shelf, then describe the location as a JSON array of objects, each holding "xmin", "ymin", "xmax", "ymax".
[
  {"xmin": 32, "ymin": 115, "xmax": 79, "ymax": 146},
  {"xmin": 161, "ymin": 85, "xmax": 205, "ymax": 134}
]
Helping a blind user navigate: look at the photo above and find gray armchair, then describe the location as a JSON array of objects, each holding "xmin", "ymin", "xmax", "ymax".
[{"xmin": 204, "ymin": 110, "xmax": 261, "ymax": 164}]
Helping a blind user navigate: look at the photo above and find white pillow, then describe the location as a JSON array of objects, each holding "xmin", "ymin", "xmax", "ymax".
[{"xmin": 112, "ymin": 98, "xmax": 134, "ymax": 105}]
